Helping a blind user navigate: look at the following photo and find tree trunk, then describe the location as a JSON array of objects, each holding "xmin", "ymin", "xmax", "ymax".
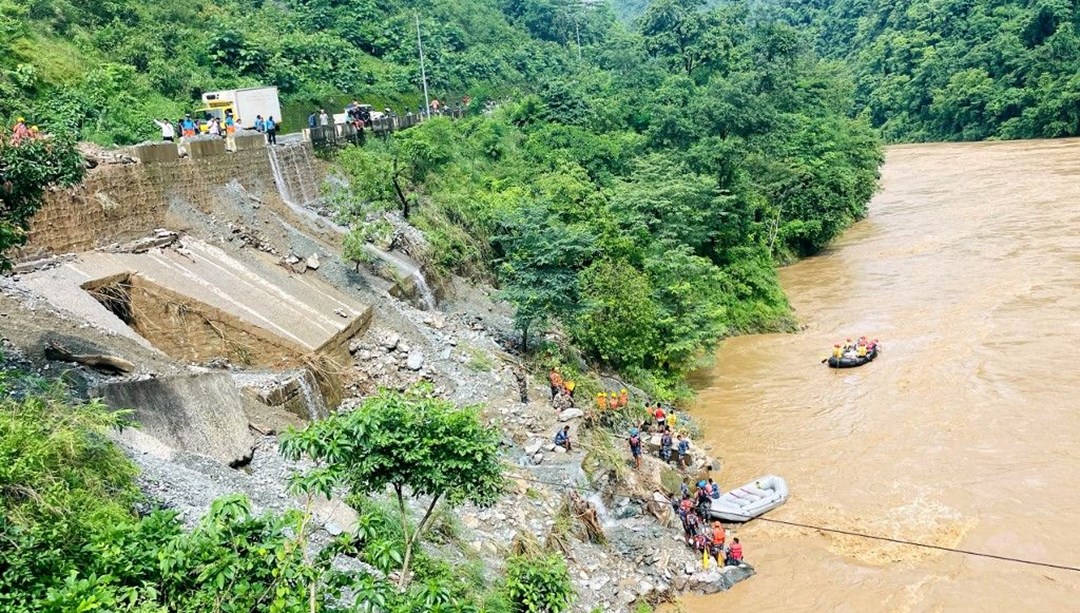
[
  {"xmin": 521, "ymin": 324, "xmax": 529, "ymax": 354},
  {"xmin": 395, "ymin": 486, "xmax": 412, "ymax": 590},
  {"xmin": 395, "ymin": 488, "xmax": 442, "ymax": 591},
  {"xmin": 391, "ymin": 156, "xmax": 409, "ymax": 219}
]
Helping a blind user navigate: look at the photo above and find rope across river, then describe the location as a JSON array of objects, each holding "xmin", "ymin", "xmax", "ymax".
[
  {"xmin": 753, "ymin": 517, "xmax": 1080, "ymax": 573},
  {"xmin": 511, "ymin": 474, "xmax": 1080, "ymax": 574}
]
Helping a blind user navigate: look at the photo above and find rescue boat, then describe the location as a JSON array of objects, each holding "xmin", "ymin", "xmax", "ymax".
[
  {"xmin": 827, "ymin": 346, "xmax": 879, "ymax": 368},
  {"xmin": 708, "ymin": 475, "xmax": 789, "ymax": 522}
]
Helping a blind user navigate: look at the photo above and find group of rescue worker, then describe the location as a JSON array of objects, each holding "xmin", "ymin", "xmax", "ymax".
[
  {"xmin": 676, "ymin": 478, "xmax": 744, "ymax": 566},
  {"xmin": 9, "ymin": 117, "xmax": 44, "ymax": 145},
  {"xmin": 544, "ymin": 367, "xmax": 746, "ymax": 568},
  {"xmin": 831, "ymin": 335, "xmax": 878, "ymax": 360}
]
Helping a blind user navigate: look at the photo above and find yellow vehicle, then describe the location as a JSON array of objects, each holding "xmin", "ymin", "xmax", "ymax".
[{"xmin": 197, "ymin": 86, "xmax": 281, "ymax": 130}]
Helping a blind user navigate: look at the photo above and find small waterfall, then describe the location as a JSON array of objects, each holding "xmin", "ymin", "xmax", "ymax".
[
  {"xmin": 267, "ymin": 146, "xmax": 296, "ymax": 207},
  {"xmin": 296, "ymin": 369, "xmax": 329, "ymax": 421},
  {"xmin": 268, "ymin": 143, "xmax": 321, "ymax": 209},
  {"xmin": 411, "ymin": 269, "xmax": 437, "ymax": 311}
]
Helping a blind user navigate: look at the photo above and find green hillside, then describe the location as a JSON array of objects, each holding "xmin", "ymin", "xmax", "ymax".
[
  {"xmin": 0, "ymin": 0, "xmax": 608, "ymax": 142},
  {"xmin": 767, "ymin": 0, "xmax": 1080, "ymax": 141},
  {"xmin": 1, "ymin": 0, "xmax": 883, "ymax": 393}
]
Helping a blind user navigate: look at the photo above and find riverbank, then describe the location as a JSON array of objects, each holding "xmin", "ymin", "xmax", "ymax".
[{"xmin": 0, "ymin": 273, "xmax": 756, "ymax": 610}]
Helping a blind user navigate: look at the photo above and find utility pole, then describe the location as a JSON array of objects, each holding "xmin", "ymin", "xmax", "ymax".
[
  {"xmin": 416, "ymin": 13, "xmax": 431, "ymax": 119},
  {"xmin": 574, "ymin": 15, "xmax": 582, "ymax": 61}
]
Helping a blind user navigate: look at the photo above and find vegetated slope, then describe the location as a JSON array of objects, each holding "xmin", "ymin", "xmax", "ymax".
[
  {"xmin": 1, "ymin": 0, "xmax": 883, "ymax": 395},
  {"xmin": 0, "ymin": 0, "xmax": 612, "ymax": 143},
  {"xmin": 767, "ymin": 0, "xmax": 1080, "ymax": 141},
  {"xmin": 334, "ymin": 1, "xmax": 882, "ymax": 395}
]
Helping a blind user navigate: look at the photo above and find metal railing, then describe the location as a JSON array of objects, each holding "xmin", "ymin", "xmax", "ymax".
[{"xmin": 304, "ymin": 109, "xmax": 466, "ymax": 146}]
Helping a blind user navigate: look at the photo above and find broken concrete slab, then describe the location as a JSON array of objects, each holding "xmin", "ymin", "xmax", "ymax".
[
  {"xmin": 131, "ymin": 142, "xmax": 179, "ymax": 164},
  {"xmin": 100, "ymin": 372, "xmax": 255, "ymax": 466},
  {"xmin": 19, "ymin": 238, "xmax": 373, "ymax": 366}
]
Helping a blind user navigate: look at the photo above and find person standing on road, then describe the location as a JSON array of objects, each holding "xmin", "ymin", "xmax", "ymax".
[
  {"xmin": 154, "ymin": 119, "xmax": 175, "ymax": 142},
  {"xmin": 265, "ymin": 116, "xmax": 278, "ymax": 145},
  {"xmin": 181, "ymin": 115, "xmax": 197, "ymax": 138},
  {"xmin": 319, "ymin": 109, "xmax": 329, "ymax": 126}
]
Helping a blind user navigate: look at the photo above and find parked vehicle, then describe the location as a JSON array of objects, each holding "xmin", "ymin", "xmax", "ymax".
[{"xmin": 198, "ymin": 86, "xmax": 281, "ymax": 130}]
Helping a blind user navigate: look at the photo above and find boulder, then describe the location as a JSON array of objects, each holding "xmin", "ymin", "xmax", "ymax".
[
  {"xmin": 406, "ymin": 351, "xmax": 424, "ymax": 371},
  {"xmin": 558, "ymin": 408, "xmax": 584, "ymax": 421},
  {"xmin": 382, "ymin": 334, "xmax": 400, "ymax": 351}
]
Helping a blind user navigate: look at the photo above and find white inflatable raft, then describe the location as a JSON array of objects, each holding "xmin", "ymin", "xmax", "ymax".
[{"xmin": 708, "ymin": 475, "xmax": 789, "ymax": 522}]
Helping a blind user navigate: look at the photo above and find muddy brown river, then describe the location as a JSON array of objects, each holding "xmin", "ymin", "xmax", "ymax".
[{"xmin": 681, "ymin": 141, "xmax": 1080, "ymax": 611}]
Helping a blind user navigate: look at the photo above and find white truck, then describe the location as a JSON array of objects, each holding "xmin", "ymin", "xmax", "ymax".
[{"xmin": 198, "ymin": 86, "xmax": 282, "ymax": 130}]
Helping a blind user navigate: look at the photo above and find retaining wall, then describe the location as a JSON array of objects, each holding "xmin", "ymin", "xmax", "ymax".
[{"xmin": 9, "ymin": 136, "xmax": 315, "ymax": 263}]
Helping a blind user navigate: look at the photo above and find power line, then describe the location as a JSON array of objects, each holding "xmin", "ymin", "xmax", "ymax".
[{"xmin": 509, "ymin": 473, "xmax": 1080, "ymax": 574}]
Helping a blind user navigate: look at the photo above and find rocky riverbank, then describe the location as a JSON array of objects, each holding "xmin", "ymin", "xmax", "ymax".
[{"xmin": 1, "ymin": 266, "xmax": 755, "ymax": 611}]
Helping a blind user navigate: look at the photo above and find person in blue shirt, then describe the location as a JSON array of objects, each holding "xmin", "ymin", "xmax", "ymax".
[
  {"xmin": 707, "ymin": 477, "xmax": 722, "ymax": 499},
  {"xmin": 308, "ymin": 111, "xmax": 317, "ymax": 129},
  {"xmin": 265, "ymin": 116, "xmax": 278, "ymax": 144},
  {"xmin": 677, "ymin": 434, "xmax": 690, "ymax": 470},
  {"xmin": 181, "ymin": 114, "xmax": 196, "ymax": 137},
  {"xmin": 254, "ymin": 115, "xmax": 265, "ymax": 133},
  {"xmin": 628, "ymin": 428, "xmax": 642, "ymax": 469},
  {"xmin": 553, "ymin": 425, "xmax": 571, "ymax": 451}
]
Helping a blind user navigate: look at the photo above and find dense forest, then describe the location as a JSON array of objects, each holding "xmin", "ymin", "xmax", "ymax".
[
  {"xmin": 331, "ymin": 0, "xmax": 881, "ymax": 394},
  {"xmin": 0, "ymin": 0, "xmax": 612, "ymax": 142},
  {"xmin": 765, "ymin": 0, "xmax": 1080, "ymax": 141},
  {"xmin": 5, "ymin": 0, "xmax": 1078, "ymax": 142}
]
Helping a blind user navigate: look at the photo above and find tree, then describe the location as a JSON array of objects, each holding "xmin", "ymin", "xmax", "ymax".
[
  {"xmin": 0, "ymin": 134, "xmax": 85, "ymax": 269},
  {"xmin": 504, "ymin": 553, "xmax": 574, "ymax": 613},
  {"xmin": 279, "ymin": 385, "xmax": 505, "ymax": 589},
  {"xmin": 495, "ymin": 205, "xmax": 595, "ymax": 353},
  {"xmin": 638, "ymin": 0, "xmax": 725, "ymax": 77},
  {"xmin": 571, "ymin": 259, "xmax": 659, "ymax": 369}
]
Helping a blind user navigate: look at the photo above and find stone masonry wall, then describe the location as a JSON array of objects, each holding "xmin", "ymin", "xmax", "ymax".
[
  {"xmin": 10, "ymin": 135, "xmax": 288, "ymax": 263},
  {"xmin": 14, "ymin": 164, "xmax": 169, "ymax": 262}
]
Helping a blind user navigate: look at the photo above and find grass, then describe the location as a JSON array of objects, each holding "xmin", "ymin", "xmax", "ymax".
[
  {"xmin": 12, "ymin": 33, "xmax": 93, "ymax": 84},
  {"xmin": 465, "ymin": 346, "xmax": 494, "ymax": 372}
]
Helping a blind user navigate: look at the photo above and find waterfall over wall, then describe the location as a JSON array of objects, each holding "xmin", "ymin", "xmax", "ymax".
[{"xmin": 267, "ymin": 142, "xmax": 322, "ymax": 208}]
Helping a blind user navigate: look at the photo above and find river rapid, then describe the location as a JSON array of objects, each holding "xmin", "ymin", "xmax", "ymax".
[{"xmin": 681, "ymin": 141, "xmax": 1080, "ymax": 611}]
